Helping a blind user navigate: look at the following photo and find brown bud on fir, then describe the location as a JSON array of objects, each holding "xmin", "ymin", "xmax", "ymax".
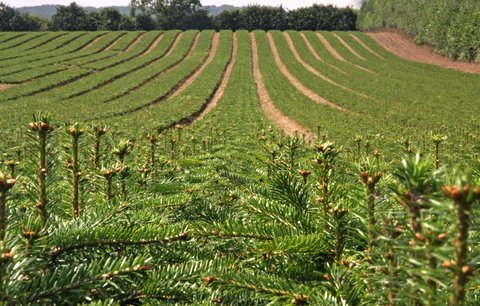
[
  {"xmin": 178, "ymin": 232, "xmax": 189, "ymax": 240},
  {"xmin": 367, "ymin": 177, "xmax": 373, "ymax": 186},
  {"xmin": 461, "ymin": 265, "xmax": 474, "ymax": 276},
  {"xmin": 204, "ymin": 276, "xmax": 214, "ymax": 286},
  {"xmin": 40, "ymin": 168, "xmax": 47, "ymax": 175},
  {"xmin": 28, "ymin": 122, "xmax": 38, "ymax": 131},
  {"xmin": 291, "ymin": 295, "xmax": 308, "ymax": 305},
  {"xmin": 6, "ymin": 178, "xmax": 16, "ymax": 188},
  {"xmin": 360, "ymin": 171, "xmax": 369, "ymax": 184},
  {"xmin": 36, "ymin": 201, "xmax": 44, "ymax": 209},
  {"xmin": 23, "ymin": 231, "xmax": 36, "ymax": 239},
  {"xmin": 415, "ymin": 232, "xmax": 426, "ymax": 242},
  {"xmin": 1, "ymin": 251, "xmax": 12, "ymax": 262},
  {"xmin": 442, "ymin": 260, "xmax": 453, "ymax": 269},
  {"xmin": 437, "ymin": 233, "xmax": 447, "ymax": 241},
  {"xmin": 384, "ymin": 252, "xmax": 394, "ymax": 260},
  {"xmin": 298, "ymin": 169, "xmax": 312, "ymax": 179},
  {"xmin": 323, "ymin": 273, "xmax": 330, "ymax": 280},
  {"xmin": 212, "ymin": 298, "xmax": 223, "ymax": 304}
]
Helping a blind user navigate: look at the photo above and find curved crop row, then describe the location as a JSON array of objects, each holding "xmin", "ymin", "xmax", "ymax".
[{"xmin": 0, "ymin": 32, "xmax": 162, "ymax": 102}]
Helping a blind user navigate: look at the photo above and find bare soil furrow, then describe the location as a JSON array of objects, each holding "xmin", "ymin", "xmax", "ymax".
[
  {"xmin": 72, "ymin": 33, "xmax": 106, "ymax": 53},
  {"xmin": 96, "ymin": 32, "xmax": 219, "ymax": 120},
  {"xmin": 23, "ymin": 33, "xmax": 67, "ymax": 51},
  {"xmin": 300, "ymin": 33, "xmax": 347, "ymax": 74},
  {"xmin": 170, "ymin": 33, "xmax": 220, "ymax": 99},
  {"xmin": 125, "ymin": 33, "xmax": 145, "ymax": 52},
  {"xmin": 2, "ymin": 34, "xmax": 161, "ymax": 102},
  {"xmin": 0, "ymin": 33, "xmax": 45, "ymax": 51},
  {"xmin": 332, "ymin": 33, "xmax": 366, "ymax": 60},
  {"xmin": 0, "ymin": 84, "xmax": 14, "ymax": 91},
  {"xmin": 316, "ymin": 33, "xmax": 375, "ymax": 74},
  {"xmin": 250, "ymin": 33, "xmax": 313, "ymax": 142},
  {"xmin": 267, "ymin": 33, "xmax": 347, "ymax": 112},
  {"xmin": 103, "ymin": 33, "xmax": 127, "ymax": 52},
  {"xmin": 160, "ymin": 33, "xmax": 236, "ymax": 130},
  {"xmin": 104, "ymin": 32, "xmax": 195, "ymax": 102},
  {"xmin": 79, "ymin": 34, "xmax": 106, "ymax": 51},
  {"xmin": 0, "ymin": 33, "xmax": 87, "ymax": 63},
  {"xmin": 348, "ymin": 34, "xmax": 384, "ymax": 59},
  {"xmin": 368, "ymin": 32, "xmax": 480, "ymax": 74},
  {"xmin": 142, "ymin": 33, "xmax": 164, "ymax": 56},
  {"xmin": 284, "ymin": 33, "xmax": 369, "ymax": 99},
  {"xmin": 193, "ymin": 32, "xmax": 238, "ymax": 123},
  {"xmin": 317, "ymin": 33, "xmax": 345, "ymax": 61},
  {"xmin": 65, "ymin": 33, "xmax": 174, "ymax": 100}
]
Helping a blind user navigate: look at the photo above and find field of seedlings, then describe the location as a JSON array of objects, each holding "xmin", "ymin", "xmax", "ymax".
[{"xmin": 0, "ymin": 30, "xmax": 479, "ymax": 305}]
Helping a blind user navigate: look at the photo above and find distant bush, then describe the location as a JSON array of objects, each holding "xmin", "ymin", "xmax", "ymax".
[{"xmin": 357, "ymin": 0, "xmax": 480, "ymax": 62}]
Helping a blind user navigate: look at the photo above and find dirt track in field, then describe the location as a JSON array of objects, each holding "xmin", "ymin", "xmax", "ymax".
[
  {"xmin": 170, "ymin": 32, "xmax": 220, "ymax": 99},
  {"xmin": 267, "ymin": 33, "xmax": 347, "ymax": 111},
  {"xmin": 193, "ymin": 32, "xmax": 238, "ymax": 123},
  {"xmin": 142, "ymin": 33, "xmax": 164, "ymax": 56},
  {"xmin": 250, "ymin": 33, "xmax": 314, "ymax": 142},
  {"xmin": 368, "ymin": 32, "xmax": 480, "ymax": 74},
  {"xmin": 125, "ymin": 33, "xmax": 145, "ymax": 52},
  {"xmin": 300, "ymin": 33, "xmax": 346, "ymax": 74},
  {"xmin": 316, "ymin": 33, "xmax": 374, "ymax": 74},
  {"xmin": 333, "ymin": 33, "xmax": 366, "ymax": 60},
  {"xmin": 0, "ymin": 84, "xmax": 13, "ymax": 91},
  {"xmin": 104, "ymin": 33, "xmax": 126, "ymax": 51},
  {"xmin": 283, "ymin": 33, "xmax": 368, "ymax": 99},
  {"xmin": 349, "ymin": 34, "xmax": 384, "ymax": 59},
  {"xmin": 79, "ymin": 34, "xmax": 104, "ymax": 51},
  {"xmin": 316, "ymin": 33, "xmax": 345, "ymax": 61}
]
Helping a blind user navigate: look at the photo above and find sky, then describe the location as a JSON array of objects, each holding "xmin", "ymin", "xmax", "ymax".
[{"xmin": 6, "ymin": 0, "xmax": 362, "ymax": 9}]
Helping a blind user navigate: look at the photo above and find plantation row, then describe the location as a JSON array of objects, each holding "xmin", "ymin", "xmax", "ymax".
[
  {"xmin": 0, "ymin": 29, "xmax": 479, "ymax": 304},
  {"xmin": 2, "ymin": 30, "xmax": 478, "ymax": 165}
]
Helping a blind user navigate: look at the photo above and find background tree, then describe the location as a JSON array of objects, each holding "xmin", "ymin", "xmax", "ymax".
[
  {"xmin": 214, "ymin": 9, "xmax": 240, "ymax": 31},
  {"xmin": 48, "ymin": 2, "xmax": 89, "ymax": 31},
  {"xmin": 0, "ymin": 2, "xmax": 43, "ymax": 31},
  {"xmin": 99, "ymin": 7, "xmax": 123, "ymax": 30},
  {"xmin": 130, "ymin": 0, "xmax": 204, "ymax": 30}
]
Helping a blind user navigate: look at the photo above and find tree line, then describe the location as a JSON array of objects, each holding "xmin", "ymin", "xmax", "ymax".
[
  {"xmin": 358, "ymin": 0, "xmax": 480, "ymax": 62},
  {"xmin": 0, "ymin": 1, "xmax": 357, "ymax": 32}
]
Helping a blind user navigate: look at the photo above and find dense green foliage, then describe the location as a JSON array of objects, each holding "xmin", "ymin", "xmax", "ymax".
[
  {"xmin": 0, "ymin": 2, "xmax": 45, "ymax": 31},
  {"xmin": 2, "ymin": 1, "xmax": 357, "ymax": 32},
  {"xmin": 358, "ymin": 0, "xmax": 480, "ymax": 62},
  {"xmin": 0, "ymin": 30, "xmax": 479, "ymax": 304}
]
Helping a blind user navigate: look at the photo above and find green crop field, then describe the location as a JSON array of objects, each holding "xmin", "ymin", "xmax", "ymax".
[{"xmin": 0, "ymin": 30, "xmax": 479, "ymax": 304}]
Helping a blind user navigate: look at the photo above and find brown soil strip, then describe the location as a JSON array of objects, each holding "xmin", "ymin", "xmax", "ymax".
[
  {"xmin": 332, "ymin": 33, "xmax": 366, "ymax": 60},
  {"xmin": 103, "ymin": 33, "xmax": 127, "ymax": 51},
  {"xmin": 300, "ymin": 33, "xmax": 347, "ymax": 74},
  {"xmin": 317, "ymin": 33, "xmax": 346, "ymax": 62},
  {"xmin": 193, "ymin": 32, "xmax": 238, "ymax": 123},
  {"xmin": 170, "ymin": 33, "xmax": 220, "ymax": 99},
  {"xmin": 125, "ymin": 33, "xmax": 145, "ymax": 52},
  {"xmin": 368, "ymin": 32, "xmax": 480, "ymax": 74},
  {"xmin": 250, "ymin": 33, "xmax": 314, "ymax": 142},
  {"xmin": 142, "ymin": 33, "xmax": 164, "ymax": 56},
  {"xmin": 0, "ymin": 33, "xmax": 45, "ymax": 51},
  {"xmin": 0, "ymin": 83, "xmax": 13, "ymax": 91},
  {"xmin": 66, "ymin": 33, "xmax": 180, "ymax": 100},
  {"xmin": 349, "ymin": 34, "xmax": 384, "ymax": 59},
  {"xmin": 94, "ymin": 32, "xmax": 220, "ymax": 120},
  {"xmin": 283, "ymin": 33, "xmax": 369, "ymax": 98},
  {"xmin": 23, "ymin": 33, "xmax": 65, "ymax": 51},
  {"xmin": 316, "ymin": 33, "xmax": 375, "ymax": 74},
  {"xmin": 267, "ymin": 33, "xmax": 347, "ymax": 112},
  {"xmin": 78, "ymin": 34, "xmax": 105, "ymax": 51},
  {"xmin": 105, "ymin": 32, "xmax": 194, "ymax": 102}
]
